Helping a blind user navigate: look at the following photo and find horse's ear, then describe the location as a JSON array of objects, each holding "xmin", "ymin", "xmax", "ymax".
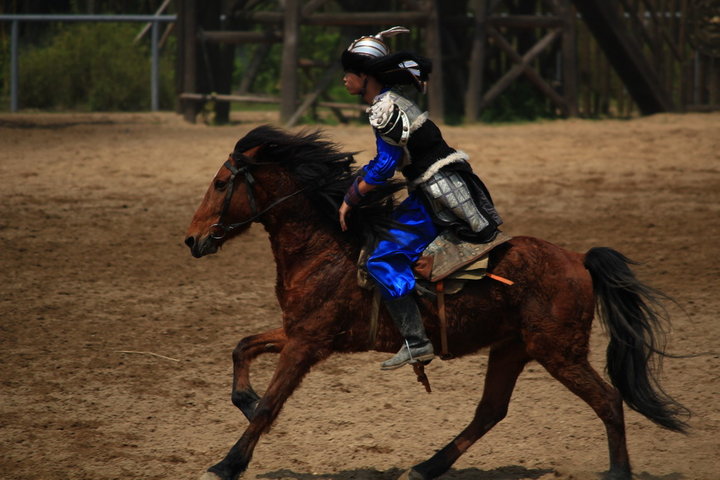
[{"xmin": 239, "ymin": 144, "xmax": 267, "ymax": 163}]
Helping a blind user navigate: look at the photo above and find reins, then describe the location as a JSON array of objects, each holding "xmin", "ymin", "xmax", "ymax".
[{"xmin": 210, "ymin": 151, "xmax": 313, "ymax": 240}]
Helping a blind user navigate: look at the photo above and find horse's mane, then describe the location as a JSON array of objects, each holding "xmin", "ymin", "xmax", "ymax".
[{"xmin": 234, "ymin": 125, "xmax": 405, "ymax": 243}]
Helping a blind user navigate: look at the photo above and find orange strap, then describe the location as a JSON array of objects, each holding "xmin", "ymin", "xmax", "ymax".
[{"xmin": 487, "ymin": 273, "xmax": 514, "ymax": 285}]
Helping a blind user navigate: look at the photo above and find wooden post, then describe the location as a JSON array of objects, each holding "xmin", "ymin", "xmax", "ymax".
[
  {"xmin": 280, "ymin": 0, "xmax": 301, "ymax": 124},
  {"xmin": 560, "ymin": 0, "xmax": 578, "ymax": 116},
  {"xmin": 580, "ymin": 23, "xmax": 591, "ymax": 116},
  {"xmin": 679, "ymin": 0, "xmax": 689, "ymax": 109},
  {"xmin": 570, "ymin": 0, "xmax": 674, "ymax": 114},
  {"xmin": 181, "ymin": 0, "xmax": 198, "ymax": 123},
  {"xmin": 465, "ymin": 0, "xmax": 488, "ymax": 123},
  {"xmin": 176, "ymin": 0, "xmax": 185, "ymax": 114},
  {"xmin": 426, "ymin": 0, "xmax": 445, "ymax": 123},
  {"xmin": 710, "ymin": 57, "xmax": 720, "ymax": 107}
]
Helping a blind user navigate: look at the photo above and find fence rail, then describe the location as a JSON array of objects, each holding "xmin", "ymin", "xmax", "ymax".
[{"xmin": 0, "ymin": 14, "xmax": 177, "ymax": 112}]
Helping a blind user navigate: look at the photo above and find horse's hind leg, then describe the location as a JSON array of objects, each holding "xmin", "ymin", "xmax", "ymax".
[
  {"xmin": 231, "ymin": 327, "xmax": 287, "ymax": 421},
  {"xmin": 535, "ymin": 355, "xmax": 630, "ymax": 480},
  {"xmin": 406, "ymin": 340, "xmax": 531, "ymax": 480}
]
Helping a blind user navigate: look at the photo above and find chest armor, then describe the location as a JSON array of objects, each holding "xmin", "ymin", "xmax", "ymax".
[{"xmin": 368, "ymin": 90, "xmax": 426, "ymax": 147}]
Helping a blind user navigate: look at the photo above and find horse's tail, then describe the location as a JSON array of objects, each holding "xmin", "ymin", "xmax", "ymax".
[{"xmin": 584, "ymin": 247, "xmax": 690, "ymax": 433}]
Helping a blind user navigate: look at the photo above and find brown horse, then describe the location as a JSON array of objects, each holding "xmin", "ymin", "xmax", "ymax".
[{"xmin": 184, "ymin": 126, "xmax": 688, "ymax": 480}]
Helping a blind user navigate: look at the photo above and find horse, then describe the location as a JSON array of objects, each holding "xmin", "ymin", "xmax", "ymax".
[{"xmin": 184, "ymin": 125, "xmax": 688, "ymax": 480}]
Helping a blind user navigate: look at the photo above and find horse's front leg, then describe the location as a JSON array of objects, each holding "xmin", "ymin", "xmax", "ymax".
[
  {"xmin": 205, "ymin": 336, "xmax": 330, "ymax": 480},
  {"xmin": 231, "ymin": 327, "xmax": 287, "ymax": 421}
]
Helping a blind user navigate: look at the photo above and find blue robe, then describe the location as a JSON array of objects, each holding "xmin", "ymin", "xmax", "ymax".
[{"xmin": 363, "ymin": 133, "xmax": 437, "ymax": 299}]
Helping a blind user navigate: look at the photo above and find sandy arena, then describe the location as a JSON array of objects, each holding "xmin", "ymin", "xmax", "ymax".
[{"xmin": 1, "ymin": 111, "xmax": 719, "ymax": 480}]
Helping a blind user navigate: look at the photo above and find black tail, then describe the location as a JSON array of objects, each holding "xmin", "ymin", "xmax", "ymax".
[{"xmin": 584, "ymin": 247, "xmax": 690, "ymax": 433}]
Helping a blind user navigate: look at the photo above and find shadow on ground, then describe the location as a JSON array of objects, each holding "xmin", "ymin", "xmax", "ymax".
[{"xmin": 258, "ymin": 465, "xmax": 555, "ymax": 480}]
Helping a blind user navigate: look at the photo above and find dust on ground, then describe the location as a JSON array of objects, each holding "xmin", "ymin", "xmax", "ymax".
[{"xmin": 1, "ymin": 111, "xmax": 719, "ymax": 480}]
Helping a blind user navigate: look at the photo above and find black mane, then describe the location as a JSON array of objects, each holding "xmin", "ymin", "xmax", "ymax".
[
  {"xmin": 234, "ymin": 125, "xmax": 354, "ymax": 215},
  {"xmin": 233, "ymin": 125, "xmax": 404, "ymax": 241}
]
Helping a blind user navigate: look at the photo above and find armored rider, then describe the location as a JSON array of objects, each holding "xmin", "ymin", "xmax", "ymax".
[{"xmin": 338, "ymin": 27, "xmax": 503, "ymax": 370}]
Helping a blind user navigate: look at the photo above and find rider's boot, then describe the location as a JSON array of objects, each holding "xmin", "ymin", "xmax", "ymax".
[{"xmin": 381, "ymin": 294, "xmax": 435, "ymax": 370}]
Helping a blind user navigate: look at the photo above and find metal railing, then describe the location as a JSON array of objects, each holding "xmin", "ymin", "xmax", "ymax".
[{"xmin": 0, "ymin": 14, "xmax": 176, "ymax": 112}]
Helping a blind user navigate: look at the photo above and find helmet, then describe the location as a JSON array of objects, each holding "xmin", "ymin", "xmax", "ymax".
[
  {"xmin": 341, "ymin": 26, "xmax": 431, "ymax": 92},
  {"xmin": 346, "ymin": 26, "xmax": 407, "ymax": 59}
]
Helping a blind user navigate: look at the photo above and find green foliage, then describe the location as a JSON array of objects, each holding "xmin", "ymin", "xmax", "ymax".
[
  {"xmin": 480, "ymin": 80, "xmax": 558, "ymax": 123},
  {"xmin": 233, "ymin": 42, "xmax": 282, "ymax": 96},
  {"xmin": 17, "ymin": 22, "xmax": 175, "ymax": 111},
  {"xmin": 233, "ymin": 25, "xmax": 345, "ymax": 98}
]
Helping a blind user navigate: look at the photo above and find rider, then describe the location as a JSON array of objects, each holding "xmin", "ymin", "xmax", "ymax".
[{"xmin": 338, "ymin": 27, "xmax": 503, "ymax": 370}]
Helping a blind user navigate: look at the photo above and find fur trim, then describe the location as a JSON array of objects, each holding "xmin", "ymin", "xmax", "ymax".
[
  {"xmin": 409, "ymin": 111, "xmax": 428, "ymax": 133},
  {"xmin": 411, "ymin": 150, "xmax": 469, "ymax": 185}
]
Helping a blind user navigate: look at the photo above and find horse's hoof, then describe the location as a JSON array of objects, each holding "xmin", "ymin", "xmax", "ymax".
[
  {"xmin": 397, "ymin": 468, "xmax": 425, "ymax": 480},
  {"xmin": 198, "ymin": 471, "xmax": 223, "ymax": 480}
]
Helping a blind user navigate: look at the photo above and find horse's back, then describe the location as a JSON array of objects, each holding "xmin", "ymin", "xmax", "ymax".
[
  {"xmin": 493, "ymin": 235, "xmax": 590, "ymax": 287},
  {"xmin": 490, "ymin": 236, "xmax": 596, "ymax": 355}
]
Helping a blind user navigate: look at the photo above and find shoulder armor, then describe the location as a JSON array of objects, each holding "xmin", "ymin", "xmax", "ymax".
[{"xmin": 368, "ymin": 90, "xmax": 425, "ymax": 146}]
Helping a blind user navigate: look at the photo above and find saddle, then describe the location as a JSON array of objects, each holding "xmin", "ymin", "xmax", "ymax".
[
  {"xmin": 357, "ymin": 230, "xmax": 513, "ymax": 361},
  {"xmin": 414, "ymin": 229, "xmax": 512, "ymax": 285},
  {"xmin": 357, "ymin": 230, "xmax": 512, "ymax": 292}
]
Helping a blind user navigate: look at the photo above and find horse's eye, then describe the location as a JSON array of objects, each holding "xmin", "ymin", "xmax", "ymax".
[{"xmin": 214, "ymin": 179, "xmax": 228, "ymax": 191}]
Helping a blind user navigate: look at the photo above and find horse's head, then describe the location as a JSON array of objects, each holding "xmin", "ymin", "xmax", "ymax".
[
  {"xmin": 185, "ymin": 125, "xmax": 375, "ymax": 258},
  {"xmin": 184, "ymin": 142, "xmax": 298, "ymax": 258}
]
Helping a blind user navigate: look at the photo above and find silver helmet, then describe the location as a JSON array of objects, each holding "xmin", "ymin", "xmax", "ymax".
[
  {"xmin": 346, "ymin": 26, "xmax": 410, "ymax": 59},
  {"xmin": 341, "ymin": 26, "xmax": 430, "ymax": 92}
]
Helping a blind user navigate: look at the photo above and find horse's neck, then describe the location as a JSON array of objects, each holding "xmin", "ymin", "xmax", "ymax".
[
  {"xmin": 263, "ymin": 212, "xmax": 357, "ymax": 293},
  {"xmin": 265, "ymin": 219, "xmax": 337, "ymax": 259}
]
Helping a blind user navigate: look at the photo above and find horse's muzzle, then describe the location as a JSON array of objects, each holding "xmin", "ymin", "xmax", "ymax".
[{"xmin": 184, "ymin": 234, "xmax": 218, "ymax": 258}]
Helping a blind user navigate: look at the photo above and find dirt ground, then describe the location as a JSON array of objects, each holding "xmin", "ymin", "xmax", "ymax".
[{"xmin": 1, "ymin": 111, "xmax": 719, "ymax": 480}]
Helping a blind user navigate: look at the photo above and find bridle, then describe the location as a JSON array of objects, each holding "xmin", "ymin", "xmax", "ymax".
[{"xmin": 209, "ymin": 150, "xmax": 311, "ymax": 240}]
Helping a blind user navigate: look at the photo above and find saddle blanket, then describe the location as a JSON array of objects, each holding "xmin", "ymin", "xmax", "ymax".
[{"xmin": 413, "ymin": 230, "xmax": 512, "ymax": 282}]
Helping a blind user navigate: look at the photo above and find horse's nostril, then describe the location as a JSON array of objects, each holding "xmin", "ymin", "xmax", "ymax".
[{"xmin": 185, "ymin": 236, "xmax": 195, "ymax": 249}]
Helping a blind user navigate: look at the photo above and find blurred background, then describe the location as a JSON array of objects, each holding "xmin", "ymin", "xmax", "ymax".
[{"xmin": 1, "ymin": 0, "xmax": 718, "ymax": 124}]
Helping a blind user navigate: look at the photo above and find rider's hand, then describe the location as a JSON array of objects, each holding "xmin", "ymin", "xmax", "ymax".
[{"xmin": 338, "ymin": 201, "xmax": 351, "ymax": 232}]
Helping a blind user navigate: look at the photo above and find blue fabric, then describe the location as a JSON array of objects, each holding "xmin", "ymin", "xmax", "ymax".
[
  {"xmin": 362, "ymin": 133, "xmax": 403, "ymax": 185},
  {"xmin": 366, "ymin": 193, "xmax": 438, "ymax": 299}
]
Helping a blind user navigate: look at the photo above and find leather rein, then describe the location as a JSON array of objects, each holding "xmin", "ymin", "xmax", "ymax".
[{"xmin": 209, "ymin": 150, "xmax": 311, "ymax": 240}]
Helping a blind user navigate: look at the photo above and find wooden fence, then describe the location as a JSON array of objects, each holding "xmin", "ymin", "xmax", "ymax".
[
  {"xmin": 175, "ymin": 0, "xmax": 720, "ymax": 124},
  {"xmin": 575, "ymin": 0, "xmax": 720, "ymax": 117}
]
